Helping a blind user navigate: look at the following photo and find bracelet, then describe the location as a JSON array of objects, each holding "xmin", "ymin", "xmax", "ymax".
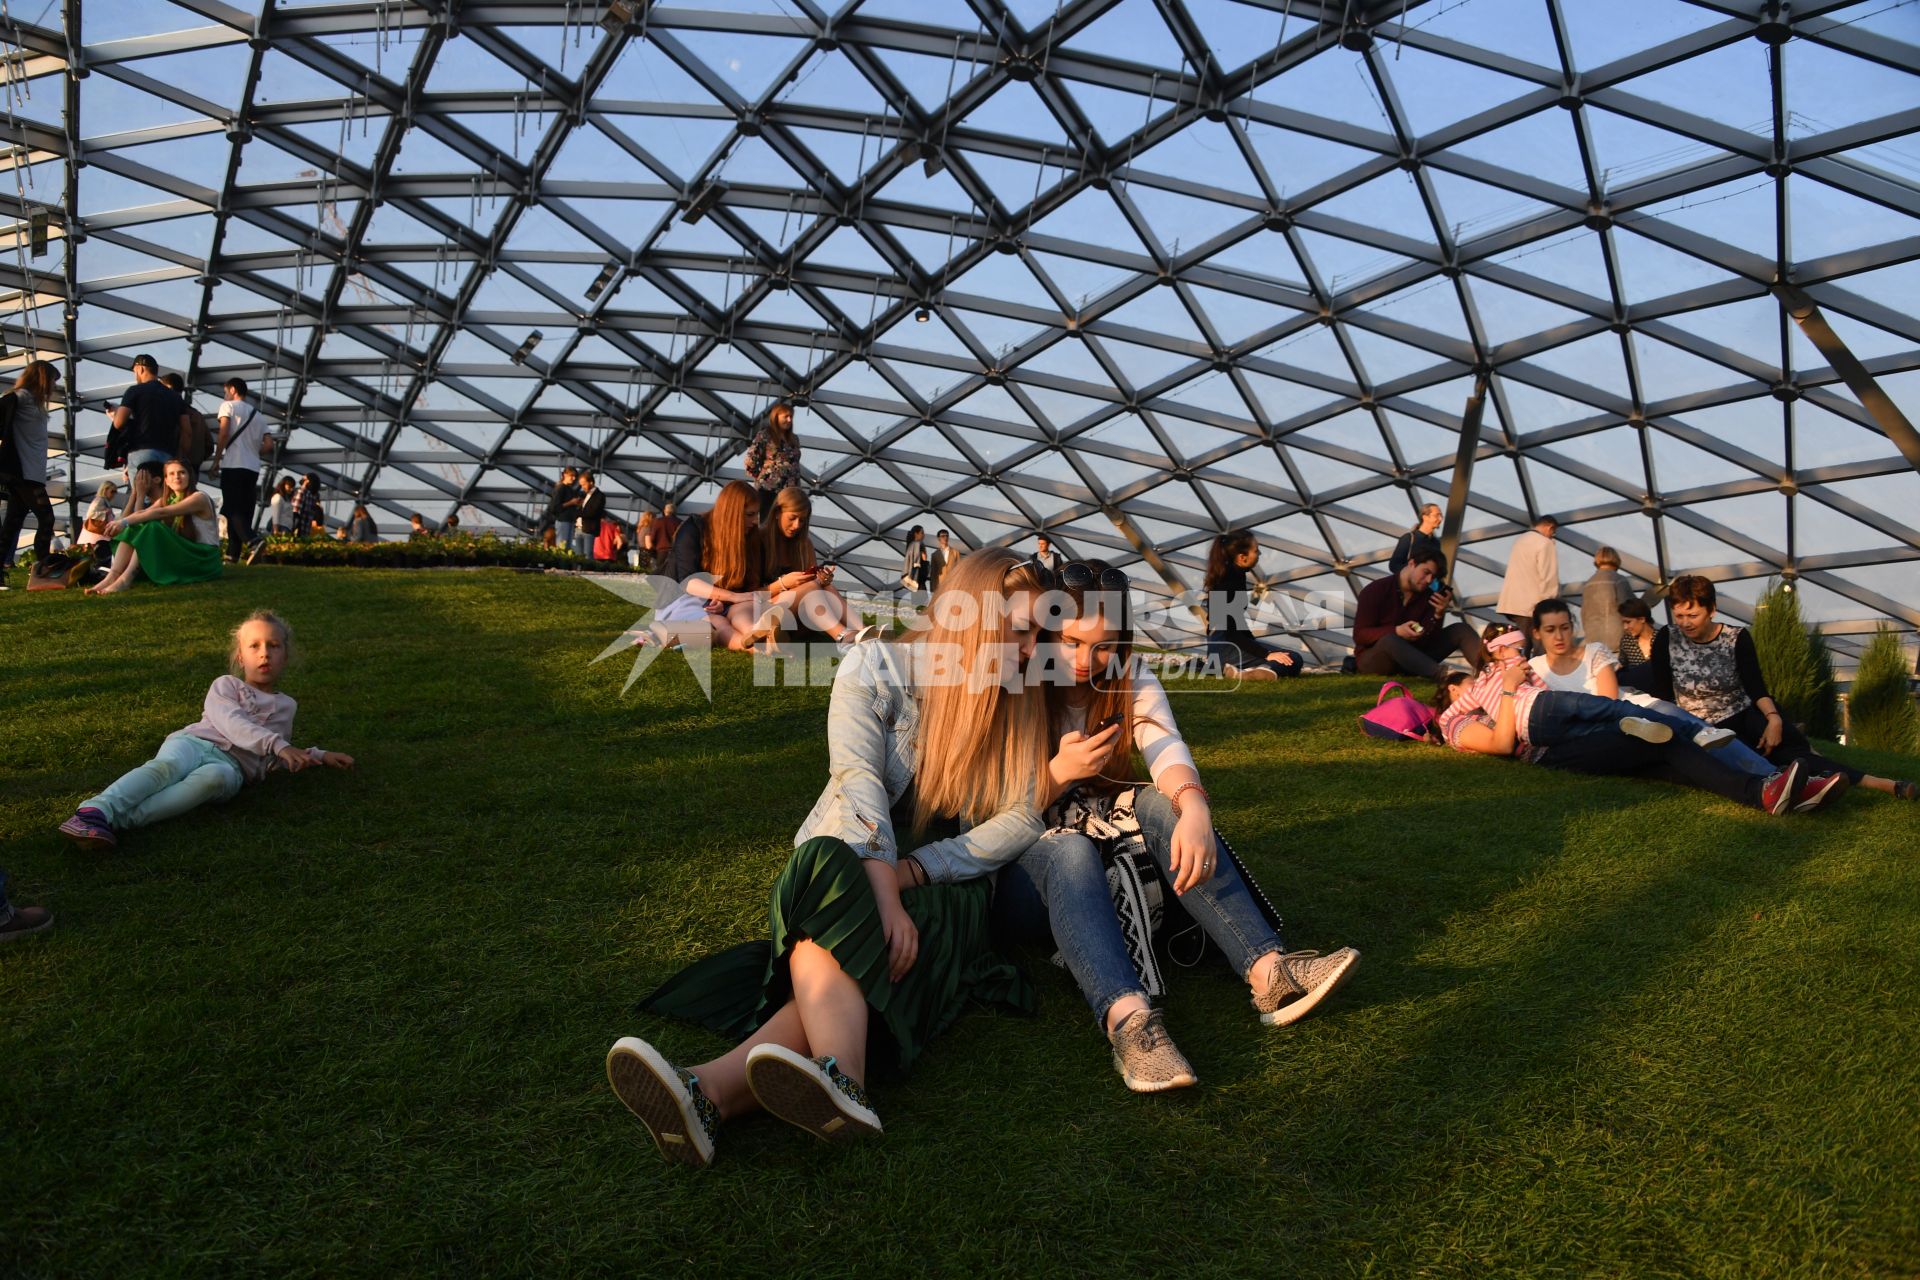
[
  {"xmin": 1168, "ymin": 781, "xmax": 1208, "ymax": 816},
  {"xmin": 904, "ymin": 855, "xmax": 928, "ymax": 887}
]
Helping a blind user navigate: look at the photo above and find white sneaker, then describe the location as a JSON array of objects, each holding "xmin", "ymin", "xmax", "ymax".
[
  {"xmin": 744, "ymin": 1043, "xmax": 882, "ymax": 1142},
  {"xmin": 606, "ymin": 1037, "xmax": 720, "ymax": 1168},
  {"xmin": 1620, "ymin": 716, "xmax": 1674, "ymax": 744},
  {"xmin": 1692, "ymin": 726, "xmax": 1737, "ymax": 750}
]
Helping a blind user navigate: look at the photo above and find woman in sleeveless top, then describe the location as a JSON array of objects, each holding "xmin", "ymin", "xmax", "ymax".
[{"xmin": 88, "ymin": 459, "xmax": 223, "ymax": 593}]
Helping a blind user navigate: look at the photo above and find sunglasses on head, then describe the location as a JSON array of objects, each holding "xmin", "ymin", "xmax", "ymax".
[{"xmin": 1055, "ymin": 561, "xmax": 1129, "ymax": 593}]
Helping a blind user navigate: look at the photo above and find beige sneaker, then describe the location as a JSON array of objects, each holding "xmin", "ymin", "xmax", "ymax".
[
  {"xmin": 1108, "ymin": 1008, "xmax": 1197, "ymax": 1093},
  {"xmin": 1253, "ymin": 947, "xmax": 1360, "ymax": 1026}
]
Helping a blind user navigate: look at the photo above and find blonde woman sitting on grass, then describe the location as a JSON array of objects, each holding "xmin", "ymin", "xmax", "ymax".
[{"xmin": 607, "ymin": 548, "xmax": 1052, "ymax": 1167}]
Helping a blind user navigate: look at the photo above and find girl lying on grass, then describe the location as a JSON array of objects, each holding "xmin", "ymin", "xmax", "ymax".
[
  {"xmin": 59, "ymin": 611, "xmax": 354, "ymax": 851},
  {"xmin": 606, "ymin": 548, "xmax": 1051, "ymax": 1168},
  {"xmin": 1431, "ymin": 623, "xmax": 1843, "ymax": 815},
  {"xmin": 1003, "ymin": 558, "xmax": 1358, "ymax": 1093}
]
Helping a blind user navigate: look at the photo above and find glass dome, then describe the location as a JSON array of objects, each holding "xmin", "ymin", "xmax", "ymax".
[{"xmin": 5, "ymin": 0, "xmax": 1917, "ymax": 661}]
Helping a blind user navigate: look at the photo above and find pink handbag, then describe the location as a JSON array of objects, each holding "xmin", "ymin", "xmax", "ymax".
[{"xmin": 1359, "ymin": 681, "xmax": 1436, "ymax": 741}]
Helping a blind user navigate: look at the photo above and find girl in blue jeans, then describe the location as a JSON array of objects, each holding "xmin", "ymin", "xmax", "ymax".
[
  {"xmin": 59, "ymin": 611, "xmax": 353, "ymax": 851},
  {"xmin": 996, "ymin": 559, "xmax": 1360, "ymax": 1094}
]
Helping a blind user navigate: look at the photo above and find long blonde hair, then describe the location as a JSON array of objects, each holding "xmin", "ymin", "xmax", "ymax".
[
  {"xmin": 908, "ymin": 547, "xmax": 1052, "ymax": 834},
  {"xmin": 762, "ymin": 486, "xmax": 816, "ymax": 572}
]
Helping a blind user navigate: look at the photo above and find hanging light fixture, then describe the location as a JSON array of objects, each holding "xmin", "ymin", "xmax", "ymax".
[
  {"xmin": 681, "ymin": 179, "xmax": 728, "ymax": 224},
  {"xmin": 584, "ymin": 261, "xmax": 619, "ymax": 301},
  {"xmin": 510, "ymin": 330, "xmax": 544, "ymax": 365}
]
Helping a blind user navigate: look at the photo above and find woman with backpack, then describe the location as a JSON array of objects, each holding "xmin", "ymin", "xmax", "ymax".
[{"xmin": 0, "ymin": 361, "xmax": 62, "ymax": 578}]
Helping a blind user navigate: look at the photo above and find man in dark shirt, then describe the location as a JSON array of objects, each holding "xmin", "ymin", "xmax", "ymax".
[
  {"xmin": 546, "ymin": 466, "xmax": 581, "ymax": 550},
  {"xmin": 1353, "ymin": 551, "xmax": 1486, "ymax": 679},
  {"xmin": 648, "ymin": 501, "xmax": 681, "ymax": 559},
  {"xmin": 111, "ymin": 353, "xmax": 189, "ymax": 517},
  {"xmin": 577, "ymin": 472, "xmax": 606, "ymax": 558},
  {"xmin": 1388, "ymin": 503, "xmax": 1445, "ymax": 576}
]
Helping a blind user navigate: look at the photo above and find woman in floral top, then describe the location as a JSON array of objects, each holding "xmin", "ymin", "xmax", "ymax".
[{"xmin": 744, "ymin": 401, "xmax": 802, "ymax": 518}]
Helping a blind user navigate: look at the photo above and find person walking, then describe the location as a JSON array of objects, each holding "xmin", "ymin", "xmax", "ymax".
[
  {"xmin": 1388, "ymin": 503, "xmax": 1443, "ymax": 575},
  {"xmin": 1495, "ymin": 514, "xmax": 1560, "ymax": 654},
  {"xmin": 0, "ymin": 361, "xmax": 61, "ymax": 576},
  {"xmin": 211, "ymin": 377, "xmax": 271, "ymax": 563}
]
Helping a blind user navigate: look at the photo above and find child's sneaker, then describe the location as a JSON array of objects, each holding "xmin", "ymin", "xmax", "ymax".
[
  {"xmin": 1254, "ymin": 947, "xmax": 1361, "ymax": 1026},
  {"xmin": 1619, "ymin": 716, "xmax": 1674, "ymax": 744},
  {"xmin": 745, "ymin": 1043, "xmax": 882, "ymax": 1142},
  {"xmin": 605, "ymin": 1036, "xmax": 719, "ymax": 1168},
  {"xmin": 58, "ymin": 807, "xmax": 116, "ymax": 851}
]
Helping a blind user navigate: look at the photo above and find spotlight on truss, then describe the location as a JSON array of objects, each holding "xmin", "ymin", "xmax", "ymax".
[
  {"xmin": 600, "ymin": 0, "xmax": 637, "ymax": 35},
  {"xmin": 922, "ymin": 147, "xmax": 947, "ymax": 179},
  {"xmin": 585, "ymin": 261, "xmax": 619, "ymax": 302},
  {"xmin": 510, "ymin": 330, "xmax": 544, "ymax": 365},
  {"xmin": 681, "ymin": 179, "xmax": 728, "ymax": 224},
  {"xmin": 914, "ymin": 306, "xmax": 930, "ymax": 323}
]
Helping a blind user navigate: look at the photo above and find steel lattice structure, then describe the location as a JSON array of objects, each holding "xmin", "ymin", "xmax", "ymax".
[{"xmin": 3, "ymin": 0, "xmax": 1917, "ymax": 660}]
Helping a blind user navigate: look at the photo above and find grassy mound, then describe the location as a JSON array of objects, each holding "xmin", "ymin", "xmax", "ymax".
[{"xmin": 3, "ymin": 569, "xmax": 1916, "ymax": 1277}]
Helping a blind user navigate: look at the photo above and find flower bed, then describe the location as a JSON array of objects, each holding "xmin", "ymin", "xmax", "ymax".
[{"xmin": 253, "ymin": 532, "xmax": 651, "ymax": 573}]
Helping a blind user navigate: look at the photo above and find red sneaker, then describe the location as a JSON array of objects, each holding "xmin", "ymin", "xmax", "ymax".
[
  {"xmin": 1792, "ymin": 772, "xmax": 1850, "ymax": 813},
  {"xmin": 1760, "ymin": 761, "xmax": 1804, "ymax": 815}
]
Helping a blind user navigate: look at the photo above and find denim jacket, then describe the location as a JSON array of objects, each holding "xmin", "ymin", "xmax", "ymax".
[{"xmin": 794, "ymin": 641, "xmax": 1043, "ymax": 883}]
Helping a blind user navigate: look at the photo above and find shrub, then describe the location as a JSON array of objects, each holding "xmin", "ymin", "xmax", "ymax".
[
  {"xmin": 1847, "ymin": 625, "xmax": 1919, "ymax": 754},
  {"xmin": 1749, "ymin": 578, "xmax": 1836, "ymax": 735},
  {"xmin": 254, "ymin": 533, "xmax": 644, "ymax": 573},
  {"xmin": 1804, "ymin": 625, "xmax": 1840, "ymax": 740}
]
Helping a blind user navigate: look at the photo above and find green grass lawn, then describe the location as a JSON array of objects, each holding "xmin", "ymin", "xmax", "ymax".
[{"xmin": 3, "ymin": 568, "xmax": 1917, "ymax": 1278}]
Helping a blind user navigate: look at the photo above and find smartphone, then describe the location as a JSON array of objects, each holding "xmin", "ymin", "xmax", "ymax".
[
  {"xmin": 1430, "ymin": 580, "xmax": 1450, "ymax": 595},
  {"xmin": 1097, "ymin": 713, "xmax": 1124, "ymax": 733}
]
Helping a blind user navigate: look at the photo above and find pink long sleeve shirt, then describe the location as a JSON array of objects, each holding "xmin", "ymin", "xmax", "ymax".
[{"xmin": 178, "ymin": 675, "xmax": 326, "ymax": 783}]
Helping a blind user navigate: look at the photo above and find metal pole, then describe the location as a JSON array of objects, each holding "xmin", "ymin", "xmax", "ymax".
[
  {"xmin": 1440, "ymin": 368, "xmax": 1492, "ymax": 573},
  {"xmin": 1773, "ymin": 284, "xmax": 1920, "ymax": 476}
]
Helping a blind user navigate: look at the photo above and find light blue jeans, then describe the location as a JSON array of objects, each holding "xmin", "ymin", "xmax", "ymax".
[
  {"xmin": 995, "ymin": 786, "xmax": 1283, "ymax": 1028},
  {"xmin": 83, "ymin": 732, "xmax": 245, "ymax": 829},
  {"xmin": 1621, "ymin": 690, "xmax": 1776, "ymax": 779}
]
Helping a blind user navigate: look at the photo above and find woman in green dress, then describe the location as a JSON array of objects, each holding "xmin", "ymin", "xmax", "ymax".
[
  {"xmin": 88, "ymin": 458, "xmax": 223, "ymax": 594},
  {"xmin": 607, "ymin": 548, "xmax": 1054, "ymax": 1167}
]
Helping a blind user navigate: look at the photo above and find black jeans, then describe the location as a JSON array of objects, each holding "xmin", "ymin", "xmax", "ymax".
[
  {"xmin": 1531, "ymin": 692, "xmax": 1765, "ymax": 808},
  {"xmin": 1357, "ymin": 622, "xmax": 1485, "ymax": 680},
  {"xmin": 1718, "ymin": 704, "xmax": 1862, "ymax": 785},
  {"xmin": 0, "ymin": 478, "xmax": 54, "ymax": 566},
  {"xmin": 219, "ymin": 467, "xmax": 259, "ymax": 561},
  {"xmin": 1206, "ymin": 631, "xmax": 1303, "ymax": 676}
]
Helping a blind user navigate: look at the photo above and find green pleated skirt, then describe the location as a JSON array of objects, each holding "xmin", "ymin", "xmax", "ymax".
[
  {"xmin": 641, "ymin": 837, "xmax": 1033, "ymax": 1078},
  {"xmin": 115, "ymin": 521, "xmax": 223, "ymax": 586}
]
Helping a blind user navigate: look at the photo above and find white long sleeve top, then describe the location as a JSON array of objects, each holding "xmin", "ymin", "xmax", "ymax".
[{"xmin": 178, "ymin": 675, "xmax": 327, "ymax": 783}]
